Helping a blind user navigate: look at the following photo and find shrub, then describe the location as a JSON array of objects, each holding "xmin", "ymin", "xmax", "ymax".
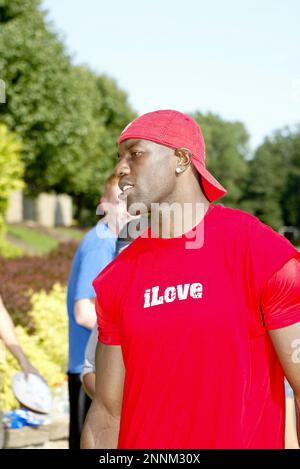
[
  {"xmin": 26, "ymin": 283, "xmax": 68, "ymax": 370},
  {"xmin": 0, "ymin": 237, "xmax": 23, "ymax": 258},
  {"xmin": 0, "ymin": 283, "xmax": 68, "ymax": 411},
  {"xmin": 0, "ymin": 241, "xmax": 78, "ymax": 330},
  {"xmin": 0, "ymin": 123, "xmax": 24, "ymax": 234}
]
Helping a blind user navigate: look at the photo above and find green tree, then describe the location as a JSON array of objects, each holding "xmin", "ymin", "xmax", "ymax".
[
  {"xmin": 0, "ymin": 0, "xmax": 136, "ymax": 224},
  {"xmin": 0, "ymin": 0, "xmax": 100, "ymax": 194},
  {"xmin": 75, "ymin": 74, "xmax": 136, "ymax": 223},
  {"xmin": 281, "ymin": 127, "xmax": 300, "ymax": 230},
  {"xmin": 191, "ymin": 111, "xmax": 250, "ymax": 207},
  {"xmin": 0, "ymin": 0, "xmax": 39, "ymax": 20},
  {"xmin": 0, "ymin": 123, "xmax": 23, "ymax": 233},
  {"xmin": 241, "ymin": 126, "xmax": 300, "ymax": 230}
]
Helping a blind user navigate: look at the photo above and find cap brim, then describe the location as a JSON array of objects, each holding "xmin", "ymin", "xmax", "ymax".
[{"xmin": 192, "ymin": 159, "xmax": 227, "ymax": 202}]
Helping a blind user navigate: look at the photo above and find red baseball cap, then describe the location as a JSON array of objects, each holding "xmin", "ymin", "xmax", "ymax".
[{"xmin": 118, "ymin": 109, "xmax": 227, "ymax": 202}]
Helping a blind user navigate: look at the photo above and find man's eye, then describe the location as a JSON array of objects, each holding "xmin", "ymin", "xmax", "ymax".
[{"xmin": 132, "ymin": 151, "xmax": 142, "ymax": 157}]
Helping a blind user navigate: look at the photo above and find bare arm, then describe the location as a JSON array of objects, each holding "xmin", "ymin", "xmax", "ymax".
[
  {"xmin": 74, "ymin": 298, "xmax": 97, "ymax": 330},
  {"xmin": 80, "ymin": 341, "xmax": 125, "ymax": 449},
  {"xmin": 0, "ymin": 296, "xmax": 40, "ymax": 377},
  {"xmin": 82, "ymin": 372, "xmax": 96, "ymax": 400},
  {"xmin": 269, "ymin": 321, "xmax": 300, "ymax": 447},
  {"xmin": 81, "ymin": 323, "xmax": 97, "ymax": 398}
]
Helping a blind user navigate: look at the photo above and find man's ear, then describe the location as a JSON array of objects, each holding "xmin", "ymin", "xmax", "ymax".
[{"xmin": 174, "ymin": 148, "xmax": 192, "ymax": 170}]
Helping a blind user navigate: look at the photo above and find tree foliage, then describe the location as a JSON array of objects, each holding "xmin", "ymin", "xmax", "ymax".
[
  {"xmin": 0, "ymin": 0, "xmax": 135, "ymax": 224},
  {"xmin": 1, "ymin": 0, "xmax": 299, "ymax": 231},
  {"xmin": 0, "ymin": 123, "xmax": 23, "ymax": 233},
  {"xmin": 241, "ymin": 126, "xmax": 300, "ymax": 230},
  {"xmin": 192, "ymin": 111, "xmax": 250, "ymax": 207}
]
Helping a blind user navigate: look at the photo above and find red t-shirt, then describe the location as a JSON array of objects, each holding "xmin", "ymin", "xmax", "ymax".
[{"xmin": 93, "ymin": 204, "xmax": 300, "ymax": 449}]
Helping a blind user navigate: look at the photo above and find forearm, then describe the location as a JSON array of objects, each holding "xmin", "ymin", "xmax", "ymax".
[
  {"xmin": 0, "ymin": 302, "xmax": 28, "ymax": 366},
  {"xmin": 74, "ymin": 299, "xmax": 96, "ymax": 330},
  {"xmin": 81, "ymin": 399, "xmax": 120, "ymax": 449},
  {"xmin": 82, "ymin": 372, "xmax": 96, "ymax": 400},
  {"xmin": 0, "ymin": 302, "xmax": 20, "ymax": 348},
  {"xmin": 6, "ymin": 344, "xmax": 29, "ymax": 368}
]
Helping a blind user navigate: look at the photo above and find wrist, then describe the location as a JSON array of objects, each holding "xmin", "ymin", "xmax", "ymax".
[{"xmin": 17, "ymin": 354, "xmax": 29, "ymax": 369}]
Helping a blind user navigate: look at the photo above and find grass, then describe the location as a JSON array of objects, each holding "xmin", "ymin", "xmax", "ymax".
[
  {"xmin": 54, "ymin": 226, "xmax": 86, "ymax": 241},
  {"xmin": 0, "ymin": 236, "xmax": 24, "ymax": 258},
  {"xmin": 7, "ymin": 225, "xmax": 58, "ymax": 255}
]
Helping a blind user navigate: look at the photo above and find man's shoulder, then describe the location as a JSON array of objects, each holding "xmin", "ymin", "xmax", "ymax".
[
  {"xmin": 211, "ymin": 204, "xmax": 285, "ymax": 248},
  {"xmin": 216, "ymin": 204, "xmax": 297, "ymax": 256},
  {"xmin": 213, "ymin": 204, "xmax": 261, "ymax": 229}
]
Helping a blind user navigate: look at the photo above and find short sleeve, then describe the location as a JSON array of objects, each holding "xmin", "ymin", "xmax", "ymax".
[
  {"xmin": 246, "ymin": 216, "xmax": 300, "ymax": 303},
  {"xmin": 74, "ymin": 247, "xmax": 114, "ymax": 301},
  {"xmin": 261, "ymin": 257, "xmax": 300, "ymax": 330},
  {"xmin": 94, "ymin": 288, "xmax": 121, "ymax": 346}
]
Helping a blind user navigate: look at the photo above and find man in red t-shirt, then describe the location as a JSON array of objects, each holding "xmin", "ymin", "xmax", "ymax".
[{"xmin": 81, "ymin": 110, "xmax": 300, "ymax": 449}]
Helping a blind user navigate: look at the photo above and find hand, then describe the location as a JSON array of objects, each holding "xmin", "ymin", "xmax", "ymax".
[{"xmin": 19, "ymin": 359, "xmax": 42, "ymax": 381}]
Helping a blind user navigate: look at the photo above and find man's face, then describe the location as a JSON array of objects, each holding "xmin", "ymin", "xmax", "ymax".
[
  {"xmin": 104, "ymin": 182, "xmax": 127, "ymax": 220},
  {"xmin": 116, "ymin": 139, "xmax": 177, "ymax": 214}
]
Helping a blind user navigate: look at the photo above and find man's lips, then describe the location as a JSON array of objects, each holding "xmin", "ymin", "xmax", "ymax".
[{"xmin": 118, "ymin": 183, "xmax": 135, "ymax": 200}]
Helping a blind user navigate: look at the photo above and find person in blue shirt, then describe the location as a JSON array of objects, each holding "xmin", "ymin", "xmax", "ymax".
[
  {"xmin": 80, "ymin": 214, "xmax": 149, "ymax": 402},
  {"xmin": 67, "ymin": 173, "xmax": 126, "ymax": 449}
]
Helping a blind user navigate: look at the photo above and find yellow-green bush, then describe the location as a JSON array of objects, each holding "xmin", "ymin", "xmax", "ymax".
[
  {"xmin": 0, "ymin": 123, "xmax": 24, "ymax": 235},
  {"xmin": 0, "ymin": 236, "xmax": 24, "ymax": 258},
  {"xmin": 26, "ymin": 283, "xmax": 68, "ymax": 370},
  {"xmin": 0, "ymin": 283, "xmax": 68, "ymax": 411}
]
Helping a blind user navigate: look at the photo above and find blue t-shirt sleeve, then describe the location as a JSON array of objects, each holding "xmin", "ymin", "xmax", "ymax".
[{"xmin": 74, "ymin": 246, "xmax": 114, "ymax": 301}]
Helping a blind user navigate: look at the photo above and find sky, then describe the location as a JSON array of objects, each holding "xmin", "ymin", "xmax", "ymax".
[{"xmin": 42, "ymin": 0, "xmax": 300, "ymax": 150}]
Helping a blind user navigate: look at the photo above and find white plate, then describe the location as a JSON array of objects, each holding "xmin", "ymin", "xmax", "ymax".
[{"xmin": 12, "ymin": 372, "xmax": 53, "ymax": 414}]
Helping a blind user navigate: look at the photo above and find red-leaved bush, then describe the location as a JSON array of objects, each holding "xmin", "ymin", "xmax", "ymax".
[{"xmin": 0, "ymin": 241, "xmax": 79, "ymax": 331}]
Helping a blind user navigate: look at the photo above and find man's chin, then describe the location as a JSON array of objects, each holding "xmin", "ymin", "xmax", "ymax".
[{"xmin": 127, "ymin": 195, "xmax": 149, "ymax": 216}]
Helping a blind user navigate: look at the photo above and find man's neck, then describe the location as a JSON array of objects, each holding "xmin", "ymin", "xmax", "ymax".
[{"xmin": 150, "ymin": 191, "xmax": 210, "ymax": 239}]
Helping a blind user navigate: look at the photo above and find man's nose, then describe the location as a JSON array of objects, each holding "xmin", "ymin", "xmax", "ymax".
[{"xmin": 115, "ymin": 158, "xmax": 130, "ymax": 178}]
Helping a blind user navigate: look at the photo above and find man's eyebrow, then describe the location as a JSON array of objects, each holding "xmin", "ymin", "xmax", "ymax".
[
  {"xmin": 118, "ymin": 140, "xmax": 144, "ymax": 158},
  {"xmin": 127, "ymin": 140, "xmax": 143, "ymax": 150}
]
